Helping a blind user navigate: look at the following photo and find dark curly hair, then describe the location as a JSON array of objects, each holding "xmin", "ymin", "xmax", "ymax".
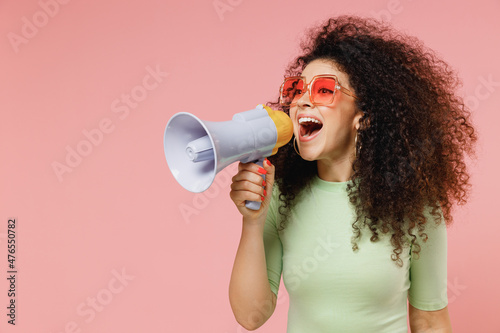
[{"xmin": 267, "ymin": 15, "xmax": 477, "ymax": 266}]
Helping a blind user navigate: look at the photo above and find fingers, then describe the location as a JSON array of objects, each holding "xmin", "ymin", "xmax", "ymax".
[
  {"xmin": 260, "ymin": 158, "xmax": 275, "ymax": 208},
  {"xmin": 236, "ymin": 160, "xmax": 269, "ymax": 175},
  {"xmin": 231, "ymin": 163, "xmax": 267, "ymax": 206},
  {"xmin": 232, "ymin": 168, "xmax": 266, "ymax": 185},
  {"xmin": 231, "ymin": 159, "xmax": 276, "ymax": 207},
  {"xmin": 262, "ymin": 158, "xmax": 275, "ymax": 192}
]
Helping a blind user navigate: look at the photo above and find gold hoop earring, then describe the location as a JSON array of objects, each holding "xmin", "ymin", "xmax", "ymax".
[
  {"xmin": 354, "ymin": 131, "xmax": 361, "ymax": 158},
  {"xmin": 355, "ymin": 132, "xmax": 357, "ymax": 157},
  {"xmin": 293, "ymin": 137, "xmax": 301, "ymax": 156}
]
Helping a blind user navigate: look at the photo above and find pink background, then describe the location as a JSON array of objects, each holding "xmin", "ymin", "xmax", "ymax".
[{"xmin": 1, "ymin": 0, "xmax": 498, "ymax": 332}]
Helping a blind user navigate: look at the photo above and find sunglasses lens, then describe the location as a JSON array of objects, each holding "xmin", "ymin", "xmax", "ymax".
[
  {"xmin": 281, "ymin": 78, "xmax": 304, "ymax": 105},
  {"xmin": 311, "ymin": 78, "xmax": 336, "ymax": 105}
]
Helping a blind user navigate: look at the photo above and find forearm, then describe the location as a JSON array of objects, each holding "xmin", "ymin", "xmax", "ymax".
[
  {"xmin": 410, "ymin": 326, "xmax": 452, "ymax": 333},
  {"xmin": 229, "ymin": 219, "xmax": 276, "ymax": 330},
  {"xmin": 409, "ymin": 305, "xmax": 452, "ymax": 333}
]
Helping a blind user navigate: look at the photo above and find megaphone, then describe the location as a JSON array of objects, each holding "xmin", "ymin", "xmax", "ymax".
[{"xmin": 163, "ymin": 104, "xmax": 293, "ymax": 210}]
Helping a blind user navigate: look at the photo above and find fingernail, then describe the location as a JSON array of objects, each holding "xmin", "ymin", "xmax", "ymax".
[
  {"xmin": 265, "ymin": 159, "xmax": 272, "ymax": 166},
  {"xmin": 263, "ymin": 189, "xmax": 267, "ymax": 196},
  {"xmin": 262, "ymin": 180, "xmax": 266, "ymax": 187},
  {"xmin": 261, "ymin": 196, "xmax": 265, "ymax": 201},
  {"xmin": 258, "ymin": 167, "xmax": 267, "ymax": 174}
]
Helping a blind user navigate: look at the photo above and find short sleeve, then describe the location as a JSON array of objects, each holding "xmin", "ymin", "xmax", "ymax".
[
  {"xmin": 263, "ymin": 186, "xmax": 283, "ymax": 297},
  {"xmin": 408, "ymin": 209, "xmax": 448, "ymax": 311}
]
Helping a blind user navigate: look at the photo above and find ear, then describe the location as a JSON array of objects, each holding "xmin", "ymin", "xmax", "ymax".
[
  {"xmin": 353, "ymin": 110, "xmax": 370, "ymax": 131},
  {"xmin": 353, "ymin": 110, "xmax": 364, "ymax": 131}
]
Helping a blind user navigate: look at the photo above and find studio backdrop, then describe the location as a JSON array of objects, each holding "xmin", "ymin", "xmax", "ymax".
[{"xmin": 1, "ymin": 0, "xmax": 498, "ymax": 332}]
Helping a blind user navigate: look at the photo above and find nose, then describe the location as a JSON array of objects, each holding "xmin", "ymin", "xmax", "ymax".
[{"xmin": 296, "ymin": 88, "xmax": 313, "ymax": 108}]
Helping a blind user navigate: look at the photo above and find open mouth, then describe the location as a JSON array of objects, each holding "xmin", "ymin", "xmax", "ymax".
[{"xmin": 298, "ymin": 116, "xmax": 323, "ymax": 140}]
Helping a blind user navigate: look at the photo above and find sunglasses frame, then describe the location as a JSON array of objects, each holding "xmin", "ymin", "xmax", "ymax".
[{"xmin": 279, "ymin": 74, "xmax": 358, "ymax": 107}]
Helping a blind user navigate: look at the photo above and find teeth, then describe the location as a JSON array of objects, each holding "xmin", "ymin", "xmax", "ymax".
[{"xmin": 298, "ymin": 117, "xmax": 322, "ymax": 125}]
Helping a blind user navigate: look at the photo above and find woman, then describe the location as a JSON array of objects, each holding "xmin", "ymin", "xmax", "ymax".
[{"xmin": 228, "ymin": 16, "xmax": 476, "ymax": 332}]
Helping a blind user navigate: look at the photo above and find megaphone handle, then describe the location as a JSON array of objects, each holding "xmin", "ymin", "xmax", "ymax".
[{"xmin": 245, "ymin": 158, "xmax": 265, "ymax": 211}]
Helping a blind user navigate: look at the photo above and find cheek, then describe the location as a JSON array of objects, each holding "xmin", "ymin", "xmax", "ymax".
[
  {"xmin": 321, "ymin": 114, "xmax": 342, "ymax": 132},
  {"xmin": 322, "ymin": 118, "xmax": 351, "ymax": 145}
]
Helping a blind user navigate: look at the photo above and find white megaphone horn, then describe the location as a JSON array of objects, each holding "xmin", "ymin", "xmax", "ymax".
[{"xmin": 163, "ymin": 104, "xmax": 293, "ymax": 210}]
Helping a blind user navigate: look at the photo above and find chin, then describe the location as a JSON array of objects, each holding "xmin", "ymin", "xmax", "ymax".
[
  {"xmin": 297, "ymin": 146, "xmax": 322, "ymax": 162},
  {"xmin": 300, "ymin": 155, "xmax": 317, "ymax": 162}
]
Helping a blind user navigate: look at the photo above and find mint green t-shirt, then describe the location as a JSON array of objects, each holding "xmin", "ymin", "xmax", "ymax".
[{"xmin": 264, "ymin": 176, "xmax": 448, "ymax": 332}]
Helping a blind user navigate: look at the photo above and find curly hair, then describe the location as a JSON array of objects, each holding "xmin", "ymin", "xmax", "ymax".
[{"xmin": 267, "ymin": 15, "xmax": 477, "ymax": 266}]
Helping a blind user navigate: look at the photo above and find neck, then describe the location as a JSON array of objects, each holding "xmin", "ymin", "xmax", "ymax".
[{"xmin": 316, "ymin": 154, "xmax": 355, "ymax": 182}]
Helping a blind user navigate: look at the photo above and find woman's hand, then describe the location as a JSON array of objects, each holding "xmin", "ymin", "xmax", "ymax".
[
  {"xmin": 229, "ymin": 158, "xmax": 277, "ymax": 330},
  {"xmin": 230, "ymin": 158, "xmax": 275, "ymax": 223}
]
